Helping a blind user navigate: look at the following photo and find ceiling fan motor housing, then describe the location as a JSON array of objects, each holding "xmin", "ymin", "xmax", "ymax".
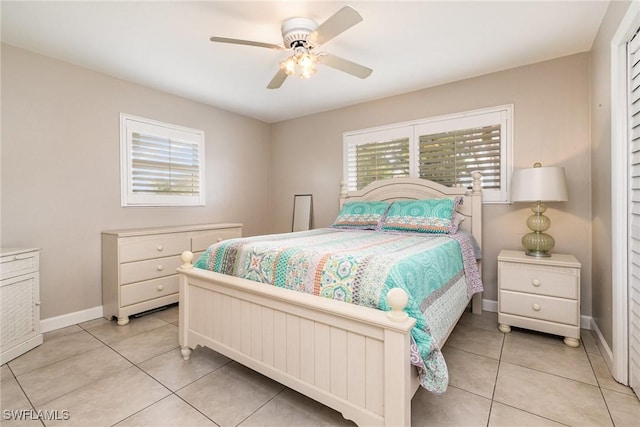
[{"xmin": 281, "ymin": 17, "xmax": 318, "ymax": 48}]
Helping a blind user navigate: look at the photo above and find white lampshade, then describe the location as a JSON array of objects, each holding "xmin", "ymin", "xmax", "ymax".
[{"xmin": 511, "ymin": 165, "xmax": 568, "ymax": 202}]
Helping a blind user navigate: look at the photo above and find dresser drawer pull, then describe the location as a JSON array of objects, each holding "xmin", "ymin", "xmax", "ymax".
[
  {"xmin": 156, "ymin": 265, "xmax": 164, "ymax": 272},
  {"xmin": 13, "ymin": 254, "xmax": 34, "ymax": 261},
  {"xmin": 217, "ymin": 238, "xmax": 223, "ymax": 242},
  {"xmin": 532, "ymin": 303, "xmax": 541, "ymax": 311},
  {"xmin": 532, "ymin": 279, "xmax": 541, "ymax": 287},
  {"xmin": 157, "ymin": 245, "xmax": 164, "ymax": 252},
  {"xmin": 157, "ymin": 284, "xmax": 164, "ymax": 291}
]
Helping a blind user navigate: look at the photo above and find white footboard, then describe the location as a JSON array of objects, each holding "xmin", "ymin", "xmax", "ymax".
[{"xmin": 178, "ymin": 254, "xmax": 417, "ymax": 426}]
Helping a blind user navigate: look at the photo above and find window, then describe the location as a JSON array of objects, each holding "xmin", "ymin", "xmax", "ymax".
[
  {"xmin": 120, "ymin": 114, "xmax": 205, "ymax": 207},
  {"xmin": 343, "ymin": 105, "xmax": 513, "ymax": 203}
]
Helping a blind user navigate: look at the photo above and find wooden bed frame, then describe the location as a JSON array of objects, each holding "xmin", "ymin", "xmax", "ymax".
[{"xmin": 177, "ymin": 174, "xmax": 483, "ymax": 426}]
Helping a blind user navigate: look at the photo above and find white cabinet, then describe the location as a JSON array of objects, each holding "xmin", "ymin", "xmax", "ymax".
[
  {"xmin": 1, "ymin": 248, "xmax": 43, "ymax": 364},
  {"xmin": 497, "ymin": 250, "xmax": 581, "ymax": 347},
  {"xmin": 102, "ymin": 223, "xmax": 242, "ymax": 325}
]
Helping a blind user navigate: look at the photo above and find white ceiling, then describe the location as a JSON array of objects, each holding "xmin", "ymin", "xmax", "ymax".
[{"xmin": 1, "ymin": 1, "xmax": 610, "ymax": 123}]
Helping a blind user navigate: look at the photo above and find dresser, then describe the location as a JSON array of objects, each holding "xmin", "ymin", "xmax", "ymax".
[
  {"xmin": 497, "ymin": 250, "xmax": 581, "ymax": 347},
  {"xmin": 102, "ymin": 223, "xmax": 242, "ymax": 326},
  {"xmin": 1, "ymin": 248, "xmax": 43, "ymax": 364}
]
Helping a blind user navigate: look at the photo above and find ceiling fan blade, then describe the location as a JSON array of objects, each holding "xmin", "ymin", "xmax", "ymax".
[
  {"xmin": 267, "ymin": 69, "xmax": 288, "ymax": 89},
  {"xmin": 310, "ymin": 6, "xmax": 362, "ymax": 46},
  {"xmin": 210, "ymin": 36, "xmax": 283, "ymax": 50},
  {"xmin": 321, "ymin": 54, "xmax": 372, "ymax": 79}
]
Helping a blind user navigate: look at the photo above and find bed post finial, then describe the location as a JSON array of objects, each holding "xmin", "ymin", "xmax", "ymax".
[
  {"xmin": 180, "ymin": 251, "xmax": 194, "ymax": 269},
  {"xmin": 386, "ymin": 288, "xmax": 409, "ymax": 322},
  {"xmin": 471, "ymin": 171, "xmax": 482, "ymax": 194}
]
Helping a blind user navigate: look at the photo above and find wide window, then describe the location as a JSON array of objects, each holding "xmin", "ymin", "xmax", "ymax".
[
  {"xmin": 343, "ymin": 105, "xmax": 512, "ymax": 203},
  {"xmin": 120, "ymin": 114, "xmax": 205, "ymax": 207}
]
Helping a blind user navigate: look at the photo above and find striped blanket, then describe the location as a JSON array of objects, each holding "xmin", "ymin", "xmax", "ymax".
[{"xmin": 195, "ymin": 228, "xmax": 483, "ymax": 393}]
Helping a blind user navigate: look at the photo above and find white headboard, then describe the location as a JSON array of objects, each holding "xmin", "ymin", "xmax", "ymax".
[{"xmin": 340, "ymin": 172, "xmax": 483, "ymax": 250}]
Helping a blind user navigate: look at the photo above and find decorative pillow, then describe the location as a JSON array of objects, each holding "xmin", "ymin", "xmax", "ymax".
[
  {"xmin": 380, "ymin": 197, "xmax": 462, "ymax": 234},
  {"xmin": 331, "ymin": 201, "xmax": 391, "ymax": 230}
]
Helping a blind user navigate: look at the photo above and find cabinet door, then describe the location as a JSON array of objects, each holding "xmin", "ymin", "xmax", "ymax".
[{"xmin": 1, "ymin": 273, "xmax": 40, "ymax": 350}]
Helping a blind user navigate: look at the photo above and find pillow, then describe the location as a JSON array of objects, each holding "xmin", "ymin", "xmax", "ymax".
[
  {"xmin": 331, "ymin": 201, "xmax": 391, "ymax": 230},
  {"xmin": 380, "ymin": 197, "xmax": 462, "ymax": 234}
]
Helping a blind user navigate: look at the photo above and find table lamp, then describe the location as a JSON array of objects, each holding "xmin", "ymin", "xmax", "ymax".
[{"xmin": 510, "ymin": 162, "xmax": 568, "ymax": 257}]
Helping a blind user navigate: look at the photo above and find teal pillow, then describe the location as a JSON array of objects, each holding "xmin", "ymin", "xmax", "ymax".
[
  {"xmin": 381, "ymin": 197, "xmax": 461, "ymax": 234},
  {"xmin": 331, "ymin": 201, "xmax": 391, "ymax": 230}
]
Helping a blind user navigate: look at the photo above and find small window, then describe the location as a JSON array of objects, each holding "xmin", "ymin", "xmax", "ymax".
[
  {"xmin": 343, "ymin": 105, "xmax": 513, "ymax": 203},
  {"xmin": 120, "ymin": 114, "xmax": 205, "ymax": 207}
]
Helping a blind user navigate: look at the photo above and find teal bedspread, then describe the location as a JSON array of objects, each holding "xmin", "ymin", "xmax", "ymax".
[{"xmin": 194, "ymin": 228, "xmax": 483, "ymax": 393}]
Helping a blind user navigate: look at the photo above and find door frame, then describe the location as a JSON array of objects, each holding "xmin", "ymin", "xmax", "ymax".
[{"xmin": 612, "ymin": 0, "xmax": 640, "ymax": 385}]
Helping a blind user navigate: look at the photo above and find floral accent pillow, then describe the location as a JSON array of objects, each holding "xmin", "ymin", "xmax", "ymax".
[
  {"xmin": 381, "ymin": 197, "xmax": 462, "ymax": 234},
  {"xmin": 331, "ymin": 201, "xmax": 391, "ymax": 230}
]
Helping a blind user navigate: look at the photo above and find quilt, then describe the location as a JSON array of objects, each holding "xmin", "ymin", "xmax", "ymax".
[{"xmin": 195, "ymin": 228, "xmax": 483, "ymax": 393}]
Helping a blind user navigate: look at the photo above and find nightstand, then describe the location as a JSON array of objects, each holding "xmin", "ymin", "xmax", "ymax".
[{"xmin": 497, "ymin": 250, "xmax": 581, "ymax": 347}]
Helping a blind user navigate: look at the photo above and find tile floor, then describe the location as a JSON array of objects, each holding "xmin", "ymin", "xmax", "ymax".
[{"xmin": 2, "ymin": 305, "xmax": 639, "ymax": 426}]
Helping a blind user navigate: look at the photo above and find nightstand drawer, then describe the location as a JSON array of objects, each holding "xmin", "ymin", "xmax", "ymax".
[
  {"xmin": 499, "ymin": 290, "xmax": 578, "ymax": 325},
  {"xmin": 1, "ymin": 251, "xmax": 39, "ymax": 281},
  {"xmin": 499, "ymin": 263, "xmax": 578, "ymax": 299}
]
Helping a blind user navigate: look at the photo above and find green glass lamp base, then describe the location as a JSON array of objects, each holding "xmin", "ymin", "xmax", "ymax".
[{"xmin": 522, "ymin": 231, "xmax": 555, "ymax": 258}]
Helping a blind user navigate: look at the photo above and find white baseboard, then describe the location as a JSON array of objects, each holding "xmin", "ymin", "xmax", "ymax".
[
  {"xmin": 581, "ymin": 315, "xmax": 593, "ymax": 330},
  {"xmin": 40, "ymin": 306, "xmax": 104, "ymax": 333},
  {"xmin": 590, "ymin": 317, "xmax": 615, "ymax": 373}
]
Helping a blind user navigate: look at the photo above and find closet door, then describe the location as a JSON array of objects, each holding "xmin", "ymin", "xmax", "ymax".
[{"xmin": 628, "ymin": 29, "xmax": 640, "ymax": 396}]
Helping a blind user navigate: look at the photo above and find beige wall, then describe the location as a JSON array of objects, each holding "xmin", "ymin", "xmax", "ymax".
[
  {"xmin": 590, "ymin": 1, "xmax": 631, "ymax": 349},
  {"xmin": 271, "ymin": 53, "xmax": 592, "ymax": 309},
  {"xmin": 1, "ymin": 44, "xmax": 272, "ymax": 320}
]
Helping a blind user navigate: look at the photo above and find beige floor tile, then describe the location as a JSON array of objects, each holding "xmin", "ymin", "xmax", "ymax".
[
  {"xmin": 39, "ymin": 366, "xmax": 170, "ymax": 426},
  {"xmin": 602, "ymin": 388, "xmax": 640, "ymax": 427},
  {"xmin": 110, "ymin": 323, "xmax": 178, "ymax": 364},
  {"xmin": 443, "ymin": 321, "xmax": 504, "ymax": 360},
  {"xmin": 139, "ymin": 346, "xmax": 231, "ymax": 391},
  {"xmin": 1, "ymin": 376, "xmax": 33, "ymax": 412},
  {"xmin": 150, "ymin": 304, "xmax": 179, "ymax": 324},
  {"xmin": 43, "ymin": 325, "xmax": 83, "ymax": 341},
  {"xmin": 17, "ymin": 345, "xmax": 131, "ymax": 406},
  {"xmin": 7, "ymin": 330, "xmax": 102, "ymax": 376},
  {"xmin": 587, "ymin": 351, "xmax": 636, "ymax": 395},
  {"xmin": 411, "ymin": 385, "xmax": 491, "ymax": 426},
  {"xmin": 457, "ymin": 309, "xmax": 500, "ymax": 333},
  {"xmin": 114, "ymin": 394, "xmax": 215, "ymax": 427},
  {"xmin": 85, "ymin": 315, "xmax": 168, "ymax": 345},
  {"xmin": 441, "ymin": 346, "xmax": 499, "ymax": 398},
  {"xmin": 78, "ymin": 317, "xmax": 110, "ymax": 330},
  {"xmin": 494, "ymin": 362, "xmax": 612, "ymax": 426},
  {"xmin": 581, "ymin": 328, "xmax": 600, "ymax": 354},
  {"xmin": 502, "ymin": 329, "xmax": 597, "ymax": 385},
  {"xmin": 488, "ymin": 402, "xmax": 565, "ymax": 426},
  {"xmin": 178, "ymin": 362, "xmax": 285, "ymax": 427},
  {"xmin": 239, "ymin": 388, "xmax": 355, "ymax": 427},
  {"xmin": 1, "ymin": 364, "xmax": 14, "ymax": 381}
]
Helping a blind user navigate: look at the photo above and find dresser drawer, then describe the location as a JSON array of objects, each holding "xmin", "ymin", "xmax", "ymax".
[
  {"xmin": 191, "ymin": 228, "xmax": 242, "ymax": 252},
  {"xmin": 499, "ymin": 290, "xmax": 578, "ymax": 325},
  {"xmin": 499, "ymin": 263, "xmax": 578, "ymax": 299},
  {"xmin": 120, "ymin": 276, "xmax": 178, "ymax": 307},
  {"xmin": 120, "ymin": 255, "xmax": 183, "ymax": 285},
  {"xmin": 119, "ymin": 234, "xmax": 191, "ymax": 263},
  {"xmin": 1, "ymin": 252, "xmax": 39, "ymax": 281}
]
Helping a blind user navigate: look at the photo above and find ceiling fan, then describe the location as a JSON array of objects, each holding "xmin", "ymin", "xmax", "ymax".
[{"xmin": 210, "ymin": 6, "xmax": 373, "ymax": 89}]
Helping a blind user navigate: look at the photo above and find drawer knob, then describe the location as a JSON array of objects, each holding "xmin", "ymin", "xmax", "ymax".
[
  {"xmin": 157, "ymin": 284, "xmax": 164, "ymax": 291},
  {"xmin": 532, "ymin": 303, "xmax": 541, "ymax": 311},
  {"xmin": 157, "ymin": 265, "xmax": 164, "ymax": 272},
  {"xmin": 532, "ymin": 279, "xmax": 541, "ymax": 287},
  {"xmin": 35, "ymin": 301, "xmax": 41, "ymax": 306},
  {"xmin": 217, "ymin": 238, "xmax": 222, "ymax": 242},
  {"xmin": 157, "ymin": 245, "xmax": 164, "ymax": 252}
]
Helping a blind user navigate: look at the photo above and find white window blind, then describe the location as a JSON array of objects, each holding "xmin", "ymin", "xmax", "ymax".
[
  {"xmin": 418, "ymin": 124, "xmax": 501, "ymax": 189},
  {"xmin": 121, "ymin": 114, "xmax": 205, "ymax": 207},
  {"xmin": 343, "ymin": 105, "xmax": 512, "ymax": 203}
]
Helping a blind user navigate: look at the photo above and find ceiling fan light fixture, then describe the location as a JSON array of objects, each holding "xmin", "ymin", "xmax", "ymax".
[{"xmin": 280, "ymin": 46, "xmax": 318, "ymax": 79}]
